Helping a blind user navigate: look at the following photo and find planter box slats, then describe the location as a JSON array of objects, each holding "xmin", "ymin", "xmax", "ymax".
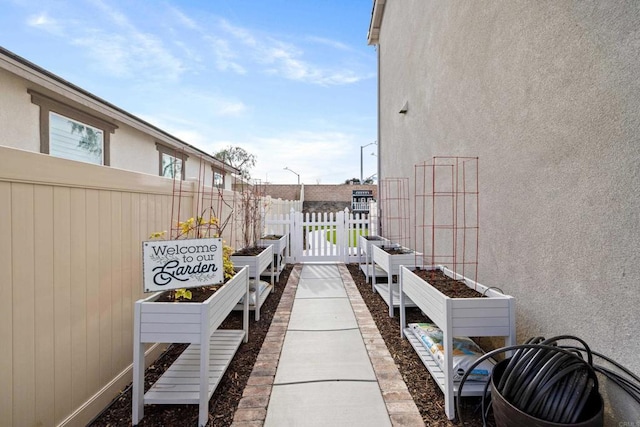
[
  {"xmin": 142, "ymin": 313, "xmax": 202, "ymax": 323},
  {"xmin": 403, "ymin": 327, "xmax": 487, "ymax": 397},
  {"xmin": 144, "ymin": 330, "xmax": 244, "ymax": 405},
  {"xmin": 230, "ymin": 245, "xmax": 274, "ymax": 283},
  {"xmin": 358, "ymin": 235, "xmax": 390, "ymax": 282},
  {"xmin": 133, "ymin": 266, "xmax": 250, "ymax": 427},
  {"xmin": 399, "ymin": 265, "xmax": 516, "ymax": 421},
  {"xmin": 231, "ymin": 244, "xmax": 276, "ymax": 321},
  {"xmin": 371, "ymin": 244, "xmax": 423, "ymax": 316},
  {"xmin": 372, "ymin": 282, "xmax": 417, "ymax": 309},
  {"xmin": 231, "ymin": 246, "xmax": 275, "ymax": 321},
  {"xmin": 257, "ymin": 234, "xmax": 288, "ymax": 280}
]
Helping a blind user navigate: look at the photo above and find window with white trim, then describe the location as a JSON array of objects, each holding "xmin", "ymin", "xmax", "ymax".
[{"xmin": 49, "ymin": 112, "xmax": 104, "ymax": 165}]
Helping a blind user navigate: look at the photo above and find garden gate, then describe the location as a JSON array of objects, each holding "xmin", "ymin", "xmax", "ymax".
[{"xmin": 263, "ymin": 208, "xmax": 370, "ymax": 263}]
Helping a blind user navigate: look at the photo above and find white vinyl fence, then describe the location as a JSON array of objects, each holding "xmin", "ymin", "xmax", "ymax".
[{"xmin": 264, "ymin": 208, "xmax": 372, "ymax": 264}]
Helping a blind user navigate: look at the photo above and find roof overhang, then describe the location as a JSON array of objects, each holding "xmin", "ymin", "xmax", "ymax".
[{"xmin": 367, "ymin": 0, "xmax": 386, "ymax": 45}]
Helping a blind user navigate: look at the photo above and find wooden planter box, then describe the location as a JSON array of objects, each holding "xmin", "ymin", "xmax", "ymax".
[
  {"xmin": 399, "ymin": 265, "xmax": 516, "ymax": 421},
  {"xmin": 133, "ymin": 266, "xmax": 250, "ymax": 427},
  {"xmin": 257, "ymin": 233, "xmax": 288, "ymax": 280},
  {"xmin": 371, "ymin": 244, "xmax": 423, "ymax": 317},
  {"xmin": 230, "ymin": 245, "xmax": 275, "ymax": 321},
  {"xmin": 358, "ymin": 235, "xmax": 390, "ymax": 282}
]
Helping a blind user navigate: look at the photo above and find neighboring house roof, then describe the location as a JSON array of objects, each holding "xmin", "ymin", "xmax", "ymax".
[
  {"xmin": 0, "ymin": 46, "xmax": 239, "ymax": 174},
  {"xmin": 367, "ymin": 0, "xmax": 386, "ymax": 45}
]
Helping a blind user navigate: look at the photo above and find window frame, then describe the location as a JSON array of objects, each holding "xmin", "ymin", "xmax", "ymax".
[
  {"xmin": 29, "ymin": 90, "xmax": 117, "ymax": 166},
  {"xmin": 212, "ymin": 167, "xmax": 225, "ymax": 189},
  {"xmin": 156, "ymin": 143, "xmax": 188, "ymax": 180}
]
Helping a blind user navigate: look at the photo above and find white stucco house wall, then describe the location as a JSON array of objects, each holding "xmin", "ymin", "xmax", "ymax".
[
  {"xmin": 368, "ymin": 1, "xmax": 640, "ymax": 424},
  {"xmin": 0, "ymin": 46, "xmax": 238, "ymax": 188}
]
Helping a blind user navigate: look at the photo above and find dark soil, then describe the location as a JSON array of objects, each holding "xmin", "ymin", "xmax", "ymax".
[
  {"xmin": 90, "ymin": 263, "xmax": 492, "ymax": 427},
  {"xmin": 259, "ymin": 234, "xmax": 283, "ymax": 240},
  {"xmin": 412, "ymin": 268, "xmax": 484, "ymax": 299},
  {"xmin": 232, "ymin": 246, "xmax": 266, "ymax": 256},
  {"xmin": 380, "ymin": 245, "xmax": 414, "ymax": 255},
  {"xmin": 154, "ymin": 284, "xmax": 223, "ymax": 303},
  {"xmin": 364, "ymin": 235, "xmax": 384, "ymax": 241}
]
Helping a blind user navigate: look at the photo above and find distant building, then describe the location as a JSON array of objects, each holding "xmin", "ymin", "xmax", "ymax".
[{"xmin": 351, "ymin": 189, "xmax": 374, "ymax": 213}]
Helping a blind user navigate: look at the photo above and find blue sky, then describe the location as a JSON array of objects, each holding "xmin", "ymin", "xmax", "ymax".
[{"xmin": 1, "ymin": 0, "xmax": 378, "ymax": 184}]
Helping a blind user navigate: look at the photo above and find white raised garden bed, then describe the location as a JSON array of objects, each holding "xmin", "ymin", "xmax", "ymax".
[
  {"xmin": 133, "ymin": 266, "xmax": 250, "ymax": 427},
  {"xmin": 231, "ymin": 245, "xmax": 274, "ymax": 320},
  {"xmin": 371, "ymin": 244, "xmax": 423, "ymax": 317},
  {"xmin": 399, "ymin": 265, "xmax": 516, "ymax": 421},
  {"xmin": 257, "ymin": 233, "xmax": 288, "ymax": 281},
  {"xmin": 358, "ymin": 234, "xmax": 389, "ymax": 282}
]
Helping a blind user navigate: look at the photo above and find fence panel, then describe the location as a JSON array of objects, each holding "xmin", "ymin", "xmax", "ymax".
[{"xmin": 0, "ymin": 146, "xmax": 301, "ymax": 427}]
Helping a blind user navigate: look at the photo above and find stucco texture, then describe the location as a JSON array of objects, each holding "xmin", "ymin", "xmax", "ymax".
[
  {"xmin": 0, "ymin": 69, "xmax": 40, "ymax": 151},
  {"xmin": 376, "ymin": 1, "xmax": 640, "ymax": 422}
]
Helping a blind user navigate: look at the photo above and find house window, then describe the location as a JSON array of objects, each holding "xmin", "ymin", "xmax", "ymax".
[
  {"xmin": 156, "ymin": 143, "xmax": 188, "ymax": 180},
  {"xmin": 29, "ymin": 90, "xmax": 117, "ymax": 165},
  {"xmin": 214, "ymin": 171, "xmax": 224, "ymax": 188},
  {"xmin": 49, "ymin": 112, "xmax": 104, "ymax": 164},
  {"xmin": 162, "ymin": 153, "xmax": 182, "ymax": 179}
]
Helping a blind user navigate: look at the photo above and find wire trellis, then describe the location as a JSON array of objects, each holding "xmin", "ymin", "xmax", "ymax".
[{"xmin": 414, "ymin": 156, "xmax": 479, "ymax": 282}]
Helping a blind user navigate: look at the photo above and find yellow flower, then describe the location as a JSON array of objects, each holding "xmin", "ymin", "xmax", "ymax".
[{"xmin": 149, "ymin": 231, "xmax": 167, "ymax": 239}]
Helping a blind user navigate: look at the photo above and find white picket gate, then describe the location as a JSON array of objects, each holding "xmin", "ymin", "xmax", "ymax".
[{"xmin": 264, "ymin": 208, "xmax": 372, "ymax": 263}]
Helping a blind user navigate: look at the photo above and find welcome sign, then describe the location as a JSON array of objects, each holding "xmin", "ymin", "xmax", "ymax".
[{"xmin": 143, "ymin": 237, "xmax": 224, "ymax": 292}]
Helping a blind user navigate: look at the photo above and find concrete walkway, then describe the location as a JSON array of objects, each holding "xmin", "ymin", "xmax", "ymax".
[{"xmin": 231, "ymin": 263, "xmax": 424, "ymax": 427}]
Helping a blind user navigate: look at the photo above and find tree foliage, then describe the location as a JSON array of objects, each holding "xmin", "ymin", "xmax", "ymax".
[
  {"xmin": 344, "ymin": 177, "xmax": 375, "ymax": 185},
  {"xmin": 213, "ymin": 146, "xmax": 256, "ymax": 179}
]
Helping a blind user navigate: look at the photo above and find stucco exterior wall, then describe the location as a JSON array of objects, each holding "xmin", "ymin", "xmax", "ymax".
[
  {"xmin": 0, "ymin": 69, "xmax": 40, "ymax": 151},
  {"xmin": 109, "ymin": 125, "xmax": 157, "ymax": 175},
  {"xmin": 375, "ymin": 1, "xmax": 640, "ymax": 422}
]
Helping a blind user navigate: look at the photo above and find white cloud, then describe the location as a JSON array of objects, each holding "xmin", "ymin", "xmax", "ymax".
[
  {"xmin": 217, "ymin": 20, "xmax": 367, "ymax": 86},
  {"xmin": 27, "ymin": 12, "xmax": 63, "ymax": 35},
  {"xmin": 306, "ymin": 36, "xmax": 352, "ymax": 51},
  {"xmin": 167, "ymin": 5, "xmax": 201, "ymax": 30},
  {"xmin": 205, "ymin": 36, "xmax": 246, "ymax": 74},
  {"xmin": 261, "ymin": 41, "xmax": 364, "ymax": 85},
  {"xmin": 219, "ymin": 19, "xmax": 258, "ymax": 48},
  {"xmin": 27, "ymin": 1, "xmax": 187, "ymax": 82},
  {"xmin": 72, "ymin": 28, "xmax": 186, "ymax": 81}
]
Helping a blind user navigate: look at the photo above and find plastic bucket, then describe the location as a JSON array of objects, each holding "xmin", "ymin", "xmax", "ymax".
[{"xmin": 491, "ymin": 359, "xmax": 604, "ymax": 427}]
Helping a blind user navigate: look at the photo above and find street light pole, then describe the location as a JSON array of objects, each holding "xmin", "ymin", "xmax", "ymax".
[
  {"xmin": 283, "ymin": 166, "xmax": 300, "ymax": 185},
  {"xmin": 360, "ymin": 141, "xmax": 377, "ymax": 184}
]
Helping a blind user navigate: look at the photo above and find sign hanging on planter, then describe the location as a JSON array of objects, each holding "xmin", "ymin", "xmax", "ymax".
[{"xmin": 142, "ymin": 237, "xmax": 224, "ymax": 292}]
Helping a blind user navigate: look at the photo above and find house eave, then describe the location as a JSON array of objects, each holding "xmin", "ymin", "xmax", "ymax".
[{"xmin": 367, "ymin": 0, "xmax": 386, "ymax": 45}]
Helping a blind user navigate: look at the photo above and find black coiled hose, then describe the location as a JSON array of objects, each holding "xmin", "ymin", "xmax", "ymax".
[{"xmin": 456, "ymin": 335, "xmax": 640, "ymax": 426}]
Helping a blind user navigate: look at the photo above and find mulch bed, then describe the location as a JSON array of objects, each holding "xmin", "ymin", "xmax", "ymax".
[
  {"xmin": 90, "ymin": 263, "xmax": 493, "ymax": 426},
  {"xmin": 347, "ymin": 264, "xmax": 494, "ymax": 426}
]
